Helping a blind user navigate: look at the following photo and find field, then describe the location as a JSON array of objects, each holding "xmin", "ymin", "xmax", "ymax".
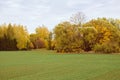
[{"xmin": 0, "ymin": 50, "xmax": 120, "ymax": 80}]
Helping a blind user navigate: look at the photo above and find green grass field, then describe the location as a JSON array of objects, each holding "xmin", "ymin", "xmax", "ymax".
[{"xmin": 0, "ymin": 50, "xmax": 120, "ymax": 80}]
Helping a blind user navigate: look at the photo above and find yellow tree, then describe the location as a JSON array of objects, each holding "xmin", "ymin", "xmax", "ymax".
[
  {"xmin": 54, "ymin": 22, "xmax": 84, "ymax": 53},
  {"xmin": 78, "ymin": 27, "xmax": 97, "ymax": 51},
  {"xmin": 0, "ymin": 24, "xmax": 30, "ymax": 50},
  {"xmin": 35, "ymin": 25, "xmax": 49, "ymax": 48},
  {"xmin": 83, "ymin": 18, "xmax": 120, "ymax": 53},
  {"xmin": 0, "ymin": 24, "xmax": 7, "ymax": 38},
  {"xmin": 13, "ymin": 24, "xmax": 30, "ymax": 50},
  {"xmin": 83, "ymin": 18, "xmax": 112, "ymax": 44}
]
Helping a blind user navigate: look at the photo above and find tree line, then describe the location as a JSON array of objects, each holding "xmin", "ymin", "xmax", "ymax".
[{"xmin": 0, "ymin": 12, "xmax": 120, "ymax": 53}]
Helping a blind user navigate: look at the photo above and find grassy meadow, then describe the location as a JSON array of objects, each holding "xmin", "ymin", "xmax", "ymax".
[{"xmin": 0, "ymin": 50, "xmax": 120, "ymax": 80}]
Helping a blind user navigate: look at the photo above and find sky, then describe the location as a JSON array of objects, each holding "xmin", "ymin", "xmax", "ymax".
[{"xmin": 0, "ymin": 0, "xmax": 120, "ymax": 33}]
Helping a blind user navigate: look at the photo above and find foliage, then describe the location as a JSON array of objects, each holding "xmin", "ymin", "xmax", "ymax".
[
  {"xmin": 54, "ymin": 18, "xmax": 120, "ymax": 53},
  {"xmin": 0, "ymin": 16, "xmax": 120, "ymax": 53},
  {"xmin": 29, "ymin": 25, "xmax": 50, "ymax": 49},
  {"xmin": 54, "ymin": 22, "xmax": 83, "ymax": 53},
  {"xmin": 94, "ymin": 43, "xmax": 120, "ymax": 53},
  {"xmin": 83, "ymin": 18, "xmax": 112, "ymax": 44},
  {"xmin": 0, "ymin": 24, "xmax": 30, "ymax": 50},
  {"xmin": 47, "ymin": 32, "xmax": 55, "ymax": 50},
  {"xmin": 30, "ymin": 34, "xmax": 45, "ymax": 49},
  {"xmin": 14, "ymin": 25, "xmax": 30, "ymax": 50},
  {"xmin": 83, "ymin": 18, "xmax": 120, "ymax": 53},
  {"xmin": 79, "ymin": 27, "xmax": 97, "ymax": 51},
  {"xmin": 35, "ymin": 25, "xmax": 49, "ymax": 48},
  {"xmin": 54, "ymin": 21, "xmax": 98, "ymax": 52}
]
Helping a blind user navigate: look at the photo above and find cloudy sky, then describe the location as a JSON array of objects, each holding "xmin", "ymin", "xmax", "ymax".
[{"xmin": 0, "ymin": 0, "xmax": 120, "ymax": 33}]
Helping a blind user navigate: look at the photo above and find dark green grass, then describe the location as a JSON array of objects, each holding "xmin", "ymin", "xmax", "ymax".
[{"xmin": 0, "ymin": 50, "xmax": 120, "ymax": 80}]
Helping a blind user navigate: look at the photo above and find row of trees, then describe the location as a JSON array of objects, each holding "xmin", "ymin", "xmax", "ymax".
[
  {"xmin": 0, "ymin": 12, "xmax": 120, "ymax": 53},
  {"xmin": 54, "ymin": 18, "xmax": 120, "ymax": 53},
  {"xmin": 0, "ymin": 24, "xmax": 53, "ymax": 50},
  {"xmin": 0, "ymin": 24, "xmax": 30, "ymax": 50},
  {"xmin": 0, "ymin": 23, "xmax": 55, "ymax": 51}
]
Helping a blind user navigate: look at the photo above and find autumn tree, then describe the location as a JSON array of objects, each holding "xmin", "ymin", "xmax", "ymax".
[
  {"xmin": 14, "ymin": 25, "xmax": 30, "ymax": 50},
  {"xmin": 35, "ymin": 25, "xmax": 50, "ymax": 48},
  {"xmin": 79, "ymin": 27, "xmax": 97, "ymax": 51},
  {"xmin": 83, "ymin": 18, "xmax": 112, "ymax": 44},
  {"xmin": 83, "ymin": 18, "xmax": 120, "ymax": 53},
  {"xmin": 0, "ymin": 24, "xmax": 30, "ymax": 50},
  {"xmin": 47, "ymin": 32, "xmax": 53, "ymax": 50},
  {"xmin": 30, "ymin": 33, "xmax": 44, "ymax": 49},
  {"xmin": 30, "ymin": 25, "xmax": 50, "ymax": 49},
  {"xmin": 54, "ymin": 22, "xmax": 84, "ymax": 53},
  {"xmin": 105, "ymin": 19, "xmax": 120, "ymax": 53}
]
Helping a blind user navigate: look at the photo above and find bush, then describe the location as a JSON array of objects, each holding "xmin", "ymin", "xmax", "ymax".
[{"xmin": 94, "ymin": 43, "xmax": 120, "ymax": 53}]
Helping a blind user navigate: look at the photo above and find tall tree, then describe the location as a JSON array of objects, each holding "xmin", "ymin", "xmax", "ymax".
[
  {"xmin": 14, "ymin": 25, "xmax": 30, "ymax": 50},
  {"xmin": 47, "ymin": 32, "xmax": 53, "ymax": 50},
  {"xmin": 70, "ymin": 12, "xmax": 86, "ymax": 27}
]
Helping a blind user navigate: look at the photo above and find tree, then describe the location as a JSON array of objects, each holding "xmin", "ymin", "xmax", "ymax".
[
  {"xmin": 29, "ymin": 25, "xmax": 50, "ymax": 49},
  {"xmin": 0, "ymin": 24, "xmax": 29, "ymax": 50},
  {"xmin": 47, "ymin": 32, "xmax": 53, "ymax": 50},
  {"xmin": 70, "ymin": 12, "xmax": 86, "ymax": 27},
  {"xmin": 83, "ymin": 18, "xmax": 112, "ymax": 44},
  {"xmin": 54, "ymin": 22, "xmax": 83, "ymax": 53},
  {"xmin": 36, "ymin": 25, "xmax": 49, "ymax": 40},
  {"xmin": 30, "ymin": 34, "xmax": 45, "ymax": 49},
  {"xmin": 35, "ymin": 25, "xmax": 49, "ymax": 48},
  {"xmin": 54, "ymin": 18, "xmax": 120, "ymax": 53},
  {"xmin": 79, "ymin": 27, "xmax": 97, "ymax": 51},
  {"xmin": 14, "ymin": 25, "xmax": 30, "ymax": 50},
  {"xmin": 84, "ymin": 18, "xmax": 120, "ymax": 53},
  {"xmin": 0, "ymin": 24, "xmax": 18, "ymax": 50}
]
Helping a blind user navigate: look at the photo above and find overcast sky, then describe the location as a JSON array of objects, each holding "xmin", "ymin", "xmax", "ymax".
[{"xmin": 0, "ymin": 0, "xmax": 120, "ymax": 33}]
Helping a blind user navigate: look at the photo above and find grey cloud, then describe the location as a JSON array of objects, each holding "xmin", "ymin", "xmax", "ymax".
[{"xmin": 0, "ymin": 0, "xmax": 120, "ymax": 33}]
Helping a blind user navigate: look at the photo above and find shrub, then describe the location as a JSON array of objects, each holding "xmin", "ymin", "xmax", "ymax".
[{"xmin": 94, "ymin": 43, "xmax": 120, "ymax": 53}]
